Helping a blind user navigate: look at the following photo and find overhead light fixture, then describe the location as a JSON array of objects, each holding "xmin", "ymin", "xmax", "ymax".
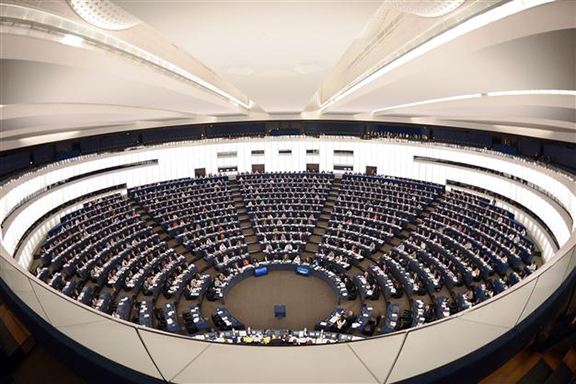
[
  {"xmin": 486, "ymin": 89, "xmax": 576, "ymax": 97},
  {"xmin": 373, "ymin": 94, "xmax": 482, "ymax": 113},
  {"xmin": 61, "ymin": 33, "xmax": 84, "ymax": 47},
  {"xmin": 373, "ymin": 90, "xmax": 576, "ymax": 114},
  {"xmin": 321, "ymin": 0, "xmax": 554, "ymax": 112}
]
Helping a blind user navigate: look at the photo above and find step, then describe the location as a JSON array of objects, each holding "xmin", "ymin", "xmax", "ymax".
[
  {"xmin": 313, "ymin": 227, "xmax": 327, "ymax": 236},
  {"xmin": 517, "ymin": 358, "xmax": 553, "ymax": 384},
  {"xmin": 242, "ymin": 228, "xmax": 254, "ymax": 236},
  {"xmin": 305, "ymin": 243, "xmax": 319, "ymax": 252},
  {"xmin": 166, "ymin": 238, "xmax": 179, "ymax": 247},
  {"xmin": 543, "ymin": 364, "xmax": 573, "ymax": 384},
  {"xmin": 245, "ymin": 235, "xmax": 257, "ymax": 244},
  {"xmin": 248, "ymin": 243, "xmax": 261, "ymax": 253},
  {"xmin": 563, "ymin": 348, "xmax": 576, "ymax": 373},
  {"xmin": 309, "ymin": 234, "xmax": 322, "ymax": 244},
  {"xmin": 249, "ymin": 252, "xmax": 265, "ymax": 262}
]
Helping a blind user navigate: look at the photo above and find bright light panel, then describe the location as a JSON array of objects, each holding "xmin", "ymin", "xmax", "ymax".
[
  {"xmin": 373, "ymin": 89, "xmax": 576, "ymax": 114},
  {"xmin": 61, "ymin": 34, "xmax": 84, "ymax": 47}
]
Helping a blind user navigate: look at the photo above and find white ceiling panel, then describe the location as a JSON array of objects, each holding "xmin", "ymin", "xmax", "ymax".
[{"xmin": 115, "ymin": 1, "xmax": 381, "ymax": 113}]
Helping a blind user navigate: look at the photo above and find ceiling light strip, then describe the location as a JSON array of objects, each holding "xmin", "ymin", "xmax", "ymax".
[
  {"xmin": 321, "ymin": 0, "xmax": 553, "ymax": 112},
  {"xmin": 373, "ymin": 94, "xmax": 482, "ymax": 113},
  {"xmin": 372, "ymin": 89, "xmax": 576, "ymax": 114},
  {"xmin": 0, "ymin": 3, "xmax": 251, "ymax": 110},
  {"xmin": 486, "ymin": 89, "xmax": 576, "ymax": 97}
]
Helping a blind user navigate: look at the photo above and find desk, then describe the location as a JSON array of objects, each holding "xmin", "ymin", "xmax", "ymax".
[
  {"xmin": 62, "ymin": 279, "xmax": 77, "ymax": 297},
  {"xmin": 95, "ymin": 292, "xmax": 112, "ymax": 313},
  {"xmin": 164, "ymin": 302, "xmax": 181, "ymax": 334},
  {"xmin": 214, "ymin": 307, "xmax": 245, "ymax": 330},
  {"xmin": 315, "ymin": 308, "xmax": 345, "ymax": 331},
  {"xmin": 218, "ymin": 261, "xmax": 349, "ymax": 303},
  {"xmin": 190, "ymin": 328, "xmax": 363, "ymax": 345},
  {"xmin": 435, "ymin": 296, "xmax": 451, "ymax": 319},
  {"xmin": 114, "ymin": 296, "xmax": 132, "ymax": 321},
  {"xmin": 411, "ymin": 300, "xmax": 426, "ymax": 328},
  {"xmin": 139, "ymin": 300, "xmax": 153, "ymax": 328},
  {"xmin": 186, "ymin": 274, "xmax": 212, "ymax": 300},
  {"xmin": 493, "ymin": 278, "xmax": 507, "ymax": 294},
  {"xmin": 381, "ymin": 303, "xmax": 400, "ymax": 334},
  {"xmin": 369, "ymin": 264, "xmax": 398, "ymax": 301},
  {"xmin": 457, "ymin": 293, "xmax": 472, "ymax": 311},
  {"xmin": 353, "ymin": 274, "xmax": 375, "ymax": 302},
  {"xmin": 473, "ymin": 285, "xmax": 488, "ymax": 303},
  {"xmin": 77, "ymin": 285, "xmax": 94, "ymax": 305},
  {"xmin": 508, "ymin": 272, "xmax": 520, "ymax": 286},
  {"xmin": 351, "ymin": 305, "xmax": 373, "ymax": 332},
  {"xmin": 188, "ymin": 305, "xmax": 210, "ymax": 333}
]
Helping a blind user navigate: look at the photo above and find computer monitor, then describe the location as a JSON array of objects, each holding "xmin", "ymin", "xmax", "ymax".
[
  {"xmin": 296, "ymin": 265, "xmax": 310, "ymax": 276},
  {"xmin": 254, "ymin": 266, "xmax": 269, "ymax": 277}
]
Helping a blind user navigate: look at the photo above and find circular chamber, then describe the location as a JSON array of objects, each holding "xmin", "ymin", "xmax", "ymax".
[{"xmin": 1, "ymin": 136, "xmax": 573, "ymax": 383}]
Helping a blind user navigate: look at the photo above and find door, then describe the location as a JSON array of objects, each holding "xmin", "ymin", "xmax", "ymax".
[
  {"xmin": 366, "ymin": 166, "xmax": 377, "ymax": 176},
  {"xmin": 252, "ymin": 164, "xmax": 265, "ymax": 173},
  {"xmin": 307, "ymin": 163, "xmax": 320, "ymax": 172}
]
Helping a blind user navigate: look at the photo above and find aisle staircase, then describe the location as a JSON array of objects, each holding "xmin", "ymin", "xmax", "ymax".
[
  {"xmin": 228, "ymin": 177, "xmax": 263, "ymax": 261},
  {"xmin": 301, "ymin": 175, "xmax": 342, "ymax": 260},
  {"xmin": 373, "ymin": 191, "xmax": 446, "ymax": 261},
  {"xmin": 127, "ymin": 197, "xmax": 194, "ymax": 263}
]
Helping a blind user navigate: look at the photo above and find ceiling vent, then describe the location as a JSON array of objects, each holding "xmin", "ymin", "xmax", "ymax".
[{"xmin": 67, "ymin": 0, "xmax": 141, "ymax": 30}]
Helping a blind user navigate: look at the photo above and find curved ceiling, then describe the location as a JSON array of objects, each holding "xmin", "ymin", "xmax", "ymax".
[{"xmin": 0, "ymin": 0, "xmax": 574, "ymax": 150}]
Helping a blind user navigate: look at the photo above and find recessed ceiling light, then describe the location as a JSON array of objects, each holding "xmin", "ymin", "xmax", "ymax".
[{"xmin": 61, "ymin": 34, "xmax": 84, "ymax": 47}]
